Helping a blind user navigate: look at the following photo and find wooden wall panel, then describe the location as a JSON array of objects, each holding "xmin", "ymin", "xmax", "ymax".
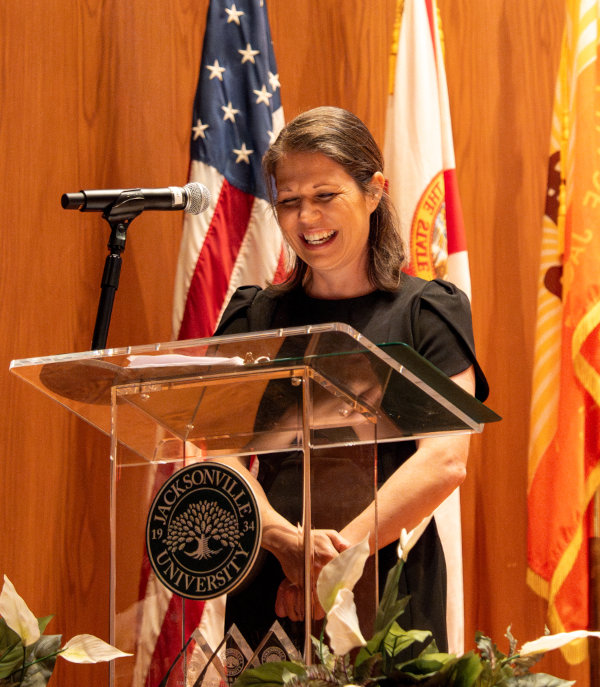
[
  {"xmin": 0, "ymin": 1, "xmax": 585, "ymax": 685},
  {"xmin": 269, "ymin": 0, "xmax": 395, "ymax": 144},
  {"xmin": 0, "ymin": 3, "xmax": 207, "ymax": 683}
]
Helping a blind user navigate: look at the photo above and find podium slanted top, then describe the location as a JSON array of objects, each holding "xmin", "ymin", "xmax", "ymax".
[{"xmin": 10, "ymin": 323, "xmax": 500, "ymax": 464}]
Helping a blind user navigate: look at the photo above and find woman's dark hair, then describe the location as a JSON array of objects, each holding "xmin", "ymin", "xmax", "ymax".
[{"xmin": 262, "ymin": 106, "xmax": 405, "ymax": 292}]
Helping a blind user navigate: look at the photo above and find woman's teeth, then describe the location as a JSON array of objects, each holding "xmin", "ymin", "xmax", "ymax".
[{"xmin": 303, "ymin": 230, "xmax": 335, "ymax": 245}]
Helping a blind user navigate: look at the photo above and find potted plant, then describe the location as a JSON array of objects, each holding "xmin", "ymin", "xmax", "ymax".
[
  {"xmin": 235, "ymin": 525, "xmax": 599, "ymax": 687},
  {"xmin": 0, "ymin": 575, "xmax": 130, "ymax": 686}
]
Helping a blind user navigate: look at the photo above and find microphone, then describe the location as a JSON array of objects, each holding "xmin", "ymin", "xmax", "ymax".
[{"xmin": 61, "ymin": 182, "xmax": 211, "ymax": 215}]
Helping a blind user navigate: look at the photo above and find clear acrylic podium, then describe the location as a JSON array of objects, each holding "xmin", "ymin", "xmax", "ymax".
[{"xmin": 10, "ymin": 323, "xmax": 500, "ymax": 687}]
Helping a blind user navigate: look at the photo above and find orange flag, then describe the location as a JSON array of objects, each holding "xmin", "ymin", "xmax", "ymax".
[{"xmin": 527, "ymin": 0, "xmax": 600, "ymax": 664}]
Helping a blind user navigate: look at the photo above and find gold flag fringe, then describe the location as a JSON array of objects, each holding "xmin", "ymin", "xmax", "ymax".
[{"xmin": 388, "ymin": 0, "xmax": 404, "ymax": 95}]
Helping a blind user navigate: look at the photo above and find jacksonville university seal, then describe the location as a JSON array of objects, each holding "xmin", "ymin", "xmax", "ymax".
[{"xmin": 146, "ymin": 462, "xmax": 261, "ymax": 599}]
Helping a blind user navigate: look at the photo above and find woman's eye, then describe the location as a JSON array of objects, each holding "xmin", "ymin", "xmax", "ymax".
[{"xmin": 276, "ymin": 192, "xmax": 336, "ymax": 208}]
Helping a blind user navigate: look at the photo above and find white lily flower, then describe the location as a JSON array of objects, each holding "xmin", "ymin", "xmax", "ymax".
[
  {"xmin": 519, "ymin": 630, "xmax": 600, "ymax": 656},
  {"xmin": 325, "ymin": 588, "xmax": 367, "ymax": 656},
  {"xmin": 315, "ymin": 536, "xmax": 370, "ymax": 656},
  {"xmin": 317, "ymin": 535, "xmax": 370, "ymax": 613},
  {"xmin": 0, "ymin": 575, "xmax": 41, "ymax": 647},
  {"xmin": 397, "ymin": 516, "xmax": 432, "ymax": 561},
  {"xmin": 60, "ymin": 634, "xmax": 132, "ymax": 664}
]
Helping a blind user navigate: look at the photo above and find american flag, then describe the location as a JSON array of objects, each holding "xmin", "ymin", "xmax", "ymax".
[
  {"xmin": 133, "ymin": 3, "xmax": 284, "ymax": 684},
  {"xmin": 172, "ymin": 0, "xmax": 285, "ymax": 340}
]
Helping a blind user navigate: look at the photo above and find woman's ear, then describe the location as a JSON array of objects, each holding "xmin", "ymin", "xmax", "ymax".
[{"xmin": 368, "ymin": 171, "xmax": 386, "ymax": 210}]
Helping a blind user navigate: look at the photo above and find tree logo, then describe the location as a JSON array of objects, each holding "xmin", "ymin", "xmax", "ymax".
[{"xmin": 146, "ymin": 462, "xmax": 261, "ymax": 599}]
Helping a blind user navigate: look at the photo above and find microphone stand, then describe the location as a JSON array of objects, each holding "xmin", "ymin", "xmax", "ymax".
[{"xmin": 91, "ymin": 191, "xmax": 145, "ymax": 350}]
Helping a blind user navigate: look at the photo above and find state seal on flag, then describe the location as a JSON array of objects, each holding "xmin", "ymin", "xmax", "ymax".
[
  {"xmin": 146, "ymin": 461, "xmax": 261, "ymax": 600},
  {"xmin": 410, "ymin": 172, "xmax": 448, "ymax": 280}
]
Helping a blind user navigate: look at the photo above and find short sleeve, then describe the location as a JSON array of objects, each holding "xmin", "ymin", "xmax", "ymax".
[
  {"xmin": 414, "ymin": 280, "xmax": 489, "ymax": 401},
  {"xmin": 214, "ymin": 286, "xmax": 262, "ymax": 335}
]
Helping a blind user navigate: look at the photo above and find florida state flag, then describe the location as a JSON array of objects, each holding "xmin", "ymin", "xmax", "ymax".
[
  {"xmin": 384, "ymin": 0, "xmax": 469, "ymax": 655},
  {"xmin": 527, "ymin": 0, "xmax": 600, "ymax": 664},
  {"xmin": 384, "ymin": 0, "xmax": 469, "ymax": 298}
]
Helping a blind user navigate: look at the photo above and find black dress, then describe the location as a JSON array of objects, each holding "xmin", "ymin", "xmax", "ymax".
[{"xmin": 215, "ymin": 273, "xmax": 489, "ymax": 654}]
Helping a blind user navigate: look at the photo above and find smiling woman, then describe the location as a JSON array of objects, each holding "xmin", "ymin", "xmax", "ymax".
[
  {"xmin": 215, "ymin": 106, "xmax": 489, "ymax": 656},
  {"xmin": 272, "ymin": 152, "xmax": 383, "ymax": 299},
  {"xmin": 262, "ymin": 107, "xmax": 405, "ymax": 298}
]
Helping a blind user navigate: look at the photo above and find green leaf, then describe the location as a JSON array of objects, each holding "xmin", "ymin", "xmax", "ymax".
[
  {"xmin": 311, "ymin": 635, "xmax": 334, "ymax": 670},
  {"xmin": 281, "ymin": 668, "xmax": 300, "ymax": 684},
  {"xmin": 36, "ymin": 617, "xmax": 53, "ymax": 636},
  {"xmin": 355, "ymin": 621, "xmax": 430, "ymax": 673},
  {"xmin": 0, "ymin": 620, "xmax": 24, "ymax": 679},
  {"xmin": 419, "ymin": 640, "xmax": 440, "ymax": 656},
  {"xmin": 474, "ymin": 633, "xmax": 496, "ymax": 663},
  {"xmin": 449, "ymin": 652, "xmax": 483, "ymax": 687},
  {"xmin": 19, "ymin": 634, "xmax": 61, "ymax": 687},
  {"xmin": 475, "ymin": 630, "xmax": 508, "ymax": 678},
  {"xmin": 382, "ymin": 626, "xmax": 432, "ymax": 659},
  {"xmin": 393, "ymin": 653, "xmax": 450, "ymax": 676},
  {"xmin": 352, "ymin": 651, "xmax": 381, "ymax": 683},
  {"xmin": 354, "ymin": 627, "xmax": 389, "ymax": 668},
  {"xmin": 0, "ymin": 654, "xmax": 23, "ymax": 681},
  {"xmin": 374, "ymin": 559, "xmax": 406, "ymax": 632},
  {"xmin": 233, "ymin": 661, "xmax": 306, "ymax": 687},
  {"xmin": 509, "ymin": 653, "xmax": 543, "ymax": 675}
]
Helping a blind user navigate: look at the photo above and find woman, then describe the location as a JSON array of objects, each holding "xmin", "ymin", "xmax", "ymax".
[{"xmin": 216, "ymin": 106, "xmax": 488, "ymax": 654}]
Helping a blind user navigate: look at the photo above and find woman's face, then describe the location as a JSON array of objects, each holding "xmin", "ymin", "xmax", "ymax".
[{"xmin": 274, "ymin": 151, "xmax": 383, "ymax": 295}]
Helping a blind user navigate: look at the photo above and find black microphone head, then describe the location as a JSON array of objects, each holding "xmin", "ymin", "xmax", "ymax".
[
  {"xmin": 184, "ymin": 182, "xmax": 211, "ymax": 214},
  {"xmin": 61, "ymin": 192, "xmax": 86, "ymax": 209}
]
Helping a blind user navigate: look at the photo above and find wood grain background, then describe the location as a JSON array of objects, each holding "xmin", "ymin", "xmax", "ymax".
[{"xmin": 1, "ymin": 0, "xmax": 583, "ymax": 684}]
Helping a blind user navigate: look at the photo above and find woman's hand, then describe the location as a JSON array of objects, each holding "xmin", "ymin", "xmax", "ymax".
[
  {"xmin": 263, "ymin": 526, "xmax": 350, "ymax": 587},
  {"xmin": 275, "ymin": 578, "xmax": 326, "ymax": 621},
  {"xmin": 266, "ymin": 526, "xmax": 349, "ymax": 621}
]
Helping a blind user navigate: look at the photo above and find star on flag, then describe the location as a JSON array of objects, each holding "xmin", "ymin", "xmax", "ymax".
[
  {"xmin": 268, "ymin": 70, "xmax": 280, "ymax": 91},
  {"xmin": 233, "ymin": 143, "xmax": 253, "ymax": 163},
  {"xmin": 221, "ymin": 101, "xmax": 240, "ymax": 122},
  {"xmin": 206, "ymin": 59, "xmax": 226, "ymax": 80},
  {"xmin": 253, "ymin": 84, "xmax": 272, "ymax": 105},
  {"xmin": 225, "ymin": 4, "xmax": 244, "ymax": 24},
  {"xmin": 192, "ymin": 119, "xmax": 209, "ymax": 140},
  {"xmin": 239, "ymin": 43, "xmax": 260, "ymax": 63}
]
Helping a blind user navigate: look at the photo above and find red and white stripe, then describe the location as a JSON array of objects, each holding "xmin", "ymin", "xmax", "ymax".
[{"xmin": 173, "ymin": 108, "xmax": 285, "ymax": 341}]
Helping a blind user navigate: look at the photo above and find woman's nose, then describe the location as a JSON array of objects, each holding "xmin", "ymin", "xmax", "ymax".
[{"xmin": 298, "ymin": 199, "xmax": 320, "ymax": 222}]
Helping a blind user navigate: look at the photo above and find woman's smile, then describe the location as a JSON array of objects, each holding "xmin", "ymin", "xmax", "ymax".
[{"xmin": 301, "ymin": 229, "xmax": 338, "ymax": 246}]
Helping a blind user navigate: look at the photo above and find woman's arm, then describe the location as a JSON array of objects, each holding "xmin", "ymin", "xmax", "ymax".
[
  {"xmin": 275, "ymin": 365, "xmax": 477, "ymax": 619},
  {"xmin": 339, "ymin": 365, "xmax": 476, "ymax": 553},
  {"xmin": 216, "ymin": 455, "xmax": 349, "ymax": 585}
]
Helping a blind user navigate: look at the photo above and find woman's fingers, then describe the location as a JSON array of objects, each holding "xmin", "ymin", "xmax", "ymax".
[
  {"xmin": 275, "ymin": 578, "xmax": 327, "ymax": 621},
  {"xmin": 275, "ymin": 579, "xmax": 303, "ymax": 621}
]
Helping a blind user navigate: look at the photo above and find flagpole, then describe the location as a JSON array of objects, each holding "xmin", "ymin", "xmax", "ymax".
[{"xmin": 590, "ymin": 494, "xmax": 600, "ymax": 687}]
